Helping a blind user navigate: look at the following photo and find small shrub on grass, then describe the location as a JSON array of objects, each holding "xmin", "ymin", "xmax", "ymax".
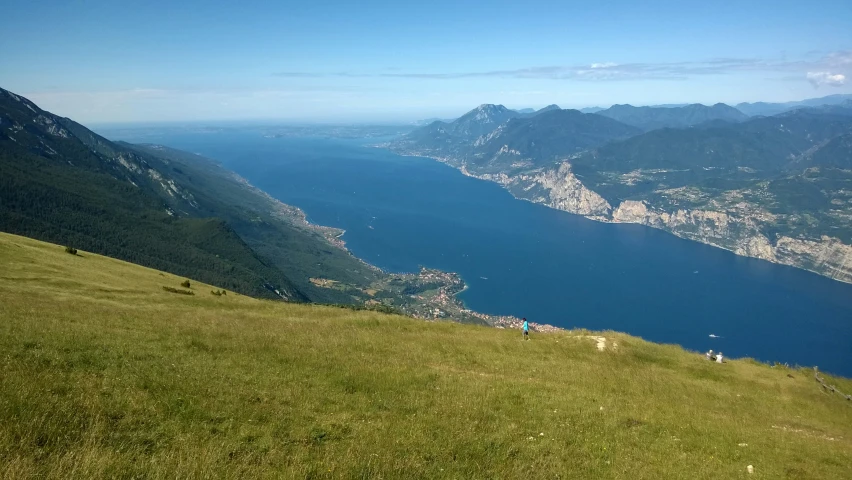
[
  {"xmin": 64, "ymin": 246, "xmax": 77, "ymax": 255},
  {"xmin": 162, "ymin": 286, "xmax": 194, "ymax": 295},
  {"xmin": 180, "ymin": 280, "xmax": 191, "ymax": 288},
  {"xmin": 309, "ymin": 428, "xmax": 329, "ymax": 445},
  {"xmin": 211, "ymin": 290, "xmax": 224, "ymax": 296}
]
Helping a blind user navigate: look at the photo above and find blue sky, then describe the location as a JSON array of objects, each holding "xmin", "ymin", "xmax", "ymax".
[{"xmin": 1, "ymin": 0, "xmax": 851, "ymax": 123}]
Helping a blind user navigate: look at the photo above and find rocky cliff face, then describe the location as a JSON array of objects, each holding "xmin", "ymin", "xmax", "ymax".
[
  {"xmin": 553, "ymin": 170, "xmax": 852, "ymax": 284},
  {"xmin": 774, "ymin": 236, "xmax": 852, "ymax": 283},
  {"xmin": 611, "ymin": 200, "xmax": 777, "ymax": 260},
  {"xmin": 534, "ymin": 163, "xmax": 612, "ymax": 217}
]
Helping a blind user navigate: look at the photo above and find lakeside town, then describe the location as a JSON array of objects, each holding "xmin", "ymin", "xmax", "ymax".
[{"xmin": 311, "ymin": 266, "xmax": 563, "ymax": 332}]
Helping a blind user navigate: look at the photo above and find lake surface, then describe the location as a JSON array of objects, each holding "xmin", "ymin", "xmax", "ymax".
[{"xmin": 106, "ymin": 129, "xmax": 852, "ymax": 376}]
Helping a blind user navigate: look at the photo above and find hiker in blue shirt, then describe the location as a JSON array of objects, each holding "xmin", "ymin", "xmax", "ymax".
[{"xmin": 522, "ymin": 318, "xmax": 529, "ymax": 340}]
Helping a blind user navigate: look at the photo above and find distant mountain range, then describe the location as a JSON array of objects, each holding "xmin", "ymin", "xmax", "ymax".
[
  {"xmin": 395, "ymin": 106, "xmax": 640, "ymax": 174},
  {"xmin": 595, "ymin": 103, "xmax": 748, "ymax": 130},
  {"xmin": 468, "ymin": 109, "xmax": 640, "ymax": 171},
  {"xmin": 574, "ymin": 109, "xmax": 852, "ymax": 174},
  {"xmin": 522, "ymin": 104, "xmax": 561, "ymax": 116},
  {"xmin": 421, "ymin": 94, "xmax": 852, "ymax": 127},
  {"xmin": 389, "ymin": 98, "xmax": 852, "ymax": 284},
  {"xmin": 735, "ymin": 94, "xmax": 852, "ymax": 117},
  {"xmin": 575, "ymin": 94, "xmax": 852, "ymax": 119}
]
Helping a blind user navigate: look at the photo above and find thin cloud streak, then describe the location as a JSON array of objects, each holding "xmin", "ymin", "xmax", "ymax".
[{"xmin": 272, "ymin": 51, "xmax": 852, "ymax": 83}]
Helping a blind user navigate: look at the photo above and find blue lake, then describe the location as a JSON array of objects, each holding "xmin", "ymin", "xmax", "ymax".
[{"xmin": 106, "ymin": 130, "xmax": 852, "ymax": 376}]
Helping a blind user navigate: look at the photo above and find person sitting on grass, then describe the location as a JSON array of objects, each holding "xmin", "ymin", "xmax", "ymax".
[
  {"xmin": 716, "ymin": 352, "xmax": 724, "ymax": 363},
  {"xmin": 522, "ymin": 318, "xmax": 529, "ymax": 340},
  {"xmin": 706, "ymin": 350, "xmax": 713, "ymax": 361}
]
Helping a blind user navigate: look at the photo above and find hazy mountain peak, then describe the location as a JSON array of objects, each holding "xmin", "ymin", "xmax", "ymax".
[
  {"xmin": 434, "ymin": 104, "xmax": 522, "ymax": 138},
  {"xmin": 464, "ymin": 104, "xmax": 513, "ymax": 122},
  {"xmin": 474, "ymin": 103, "xmax": 509, "ymax": 113},
  {"xmin": 537, "ymin": 104, "xmax": 561, "ymax": 113},
  {"xmin": 514, "ymin": 105, "xmax": 561, "ymax": 117}
]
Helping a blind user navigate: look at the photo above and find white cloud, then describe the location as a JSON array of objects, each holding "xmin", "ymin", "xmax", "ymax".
[
  {"xmin": 806, "ymin": 71, "xmax": 847, "ymax": 88},
  {"xmin": 590, "ymin": 62, "xmax": 618, "ymax": 69}
]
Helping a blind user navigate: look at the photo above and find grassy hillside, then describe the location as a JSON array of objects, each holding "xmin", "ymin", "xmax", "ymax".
[
  {"xmin": 122, "ymin": 143, "xmax": 386, "ymax": 305},
  {"xmin": 0, "ymin": 87, "xmax": 306, "ymax": 301},
  {"xmin": 1, "ymin": 232, "xmax": 851, "ymax": 479}
]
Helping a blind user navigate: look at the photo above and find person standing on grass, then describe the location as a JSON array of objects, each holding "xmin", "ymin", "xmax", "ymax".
[{"xmin": 522, "ymin": 318, "xmax": 529, "ymax": 340}]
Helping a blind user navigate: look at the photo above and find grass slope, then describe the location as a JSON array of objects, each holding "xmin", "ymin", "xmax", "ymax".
[
  {"xmin": 0, "ymin": 87, "xmax": 306, "ymax": 301},
  {"xmin": 123, "ymin": 143, "xmax": 384, "ymax": 305},
  {"xmin": 1, "ymin": 232, "xmax": 850, "ymax": 479}
]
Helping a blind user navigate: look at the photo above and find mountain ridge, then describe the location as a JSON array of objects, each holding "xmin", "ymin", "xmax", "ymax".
[
  {"xmin": 467, "ymin": 109, "xmax": 641, "ymax": 172},
  {"xmin": 392, "ymin": 107, "xmax": 641, "ymax": 174},
  {"xmin": 595, "ymin": 103, "xmax": 748, "ymax": 131},
  {"xmin": 0, "ymin": 87, "xmax": 310, "ymax": 301},
  {"xmin": 736, "ymin": 94, "xmax": 852, "ymax": 117}
]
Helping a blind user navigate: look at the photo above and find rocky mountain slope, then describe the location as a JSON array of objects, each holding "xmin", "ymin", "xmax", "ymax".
[
  {"xmin": 0, "ymin": 87, "xmax": 310, "ymax": 301},
  {"xmin": 390, "ymin": 103, "xmax": 852, "ymax": 284}
]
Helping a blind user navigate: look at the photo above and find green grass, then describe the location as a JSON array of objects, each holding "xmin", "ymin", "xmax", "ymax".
[{"xmin": 1, "ymin": 231, "xmax": 851, "ymax": 479}]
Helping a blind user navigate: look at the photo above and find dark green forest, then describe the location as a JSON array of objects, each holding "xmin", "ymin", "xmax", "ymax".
[{"xmin": 0, "ymin": 88, "xmax": 307, "ymax": 301}]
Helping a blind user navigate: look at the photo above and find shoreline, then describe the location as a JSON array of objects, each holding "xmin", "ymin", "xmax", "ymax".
[
  {"xmin": 227, "ymin": 143, "xmax": 845, "ymax": 372},
  {"xmin": 233, "ymin": 170, "xmax": 556, "ymax": 329},
  {"xmin": 390, "ymin": 149, "xmax": 852, "ymax": 288}
]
